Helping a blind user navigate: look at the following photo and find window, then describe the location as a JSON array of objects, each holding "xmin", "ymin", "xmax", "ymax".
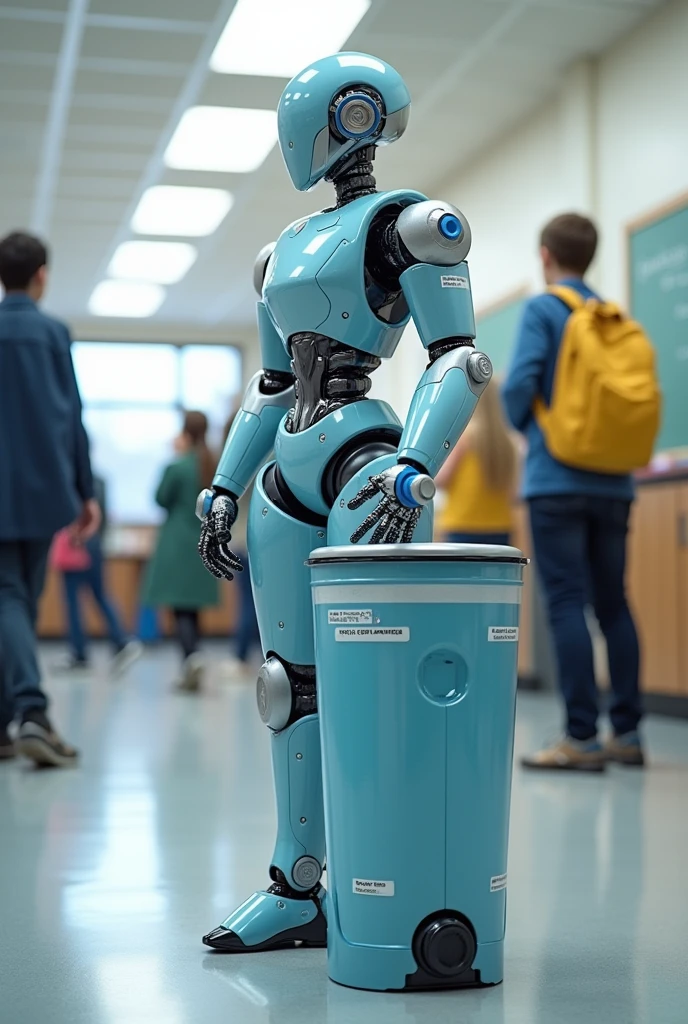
[{"xmin": 73, "ymin": 343, "xmax": 242, "ymax": 524}]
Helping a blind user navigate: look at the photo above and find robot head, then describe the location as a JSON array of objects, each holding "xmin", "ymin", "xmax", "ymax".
[{"xmin": 277, "ymin": 52, "xmax": 411, "ymax": 191}]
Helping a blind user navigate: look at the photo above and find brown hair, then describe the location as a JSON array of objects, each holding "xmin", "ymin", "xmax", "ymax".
[
  {"xmin": 183, "ymin": 410, "xmax": 215, "ymax": 489},
  {"xmin": 540, "ymin": 213, "xmax": 598, "ymax": 275},
  {"xmin": 470, "ymin": 380, "xmax": 517, "ymax": 493}
]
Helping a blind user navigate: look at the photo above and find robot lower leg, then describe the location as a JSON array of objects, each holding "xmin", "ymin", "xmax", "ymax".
[{"xmin": 203, "ymin": 656, "xmax": 327, "ymax": 952}]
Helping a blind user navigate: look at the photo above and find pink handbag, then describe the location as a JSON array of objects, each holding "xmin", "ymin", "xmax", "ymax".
[{"xmin": 51, "ymin": 529, "xmax": 92, "ymax": 572}]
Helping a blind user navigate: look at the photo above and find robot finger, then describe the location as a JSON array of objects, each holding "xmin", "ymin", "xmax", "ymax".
[
  {"xmin": 370, "ymin": 512, "xmax": 392, "ymax": 544},
  {"xmin": 385, "ymin": 516, "xmax": 404, "ymax": 543},
  {"xmin": 401, "ymin": 511, "xmax": 420, "ymax": 543},
  {"xmin": 222, "ymin": 545, "xmax": 244, "ymax": 573},
  {"xmin": 347, "ymin": 478, "xmax": 380, "ymax": 511}
]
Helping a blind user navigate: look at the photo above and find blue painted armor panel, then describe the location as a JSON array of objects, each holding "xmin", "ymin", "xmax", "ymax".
[
  {"xmin": 263, "ymin": 189, "xmax": 425, "ymax": 357},
  {"xmin": 400, "ymin": 260, "xmax": 476, "ymax": 347}
]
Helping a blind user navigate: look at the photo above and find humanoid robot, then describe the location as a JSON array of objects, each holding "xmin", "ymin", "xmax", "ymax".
[{"xmin": 197, "ymin": 52, "xmax": 492, "ymax": 953}]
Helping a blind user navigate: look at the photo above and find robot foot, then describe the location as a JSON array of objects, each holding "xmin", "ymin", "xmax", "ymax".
[{"xmin": 203, "ymin": 882, "xmax": 327, "ymax": 953}]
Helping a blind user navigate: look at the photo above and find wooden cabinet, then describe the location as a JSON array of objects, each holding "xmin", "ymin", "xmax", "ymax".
[{"xmin": 627, "ymin": 480, "xmax": 688, "ymax": 696}]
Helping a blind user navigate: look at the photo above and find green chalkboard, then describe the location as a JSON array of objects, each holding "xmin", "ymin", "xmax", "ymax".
[
  {"xmin": 475, "ymin": 294, "xmax": 526, "ymax": 376},
  {"xmin": 629, "ymin": 200, "xmax": 688, "ymax": 451}
]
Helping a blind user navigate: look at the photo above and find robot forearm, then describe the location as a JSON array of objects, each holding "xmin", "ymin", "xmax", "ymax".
[
  {"xmin": 213, "ymin": 370, "xmax": 294, "ymax": 498},
  {"xmin": 398, "ymin": 347, "xmax": 492, "ymax": 477}
]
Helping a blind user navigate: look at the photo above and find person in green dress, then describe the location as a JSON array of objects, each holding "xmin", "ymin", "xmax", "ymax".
[{"xmin": 143, "ymin": 411, "xmax": 219, "ymax": 690}]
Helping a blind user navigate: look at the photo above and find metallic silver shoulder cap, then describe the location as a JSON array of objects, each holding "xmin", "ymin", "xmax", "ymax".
[
  {"xmin": 253, "ymin": 242, "xmax": 276, "ymax": 296},
  {"xmin": 425, "ymin": 346, "xmax": 492, "ymax": 396},
  {"xmin": 242, "ymin": 370, "xmax": 295, "ymax": 415},
  {"xmin": 397, "ymin": 200, "xmax": 472, "ymax": 266}
]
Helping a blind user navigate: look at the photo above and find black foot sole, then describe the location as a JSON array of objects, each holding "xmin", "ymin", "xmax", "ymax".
[
  {"xmin": 203, "ymin": 910, "xmax": 327, "ymax": 954},
  {"xmin": 520, "ymin": 760, "xmax": 605, "ymax": 772}
]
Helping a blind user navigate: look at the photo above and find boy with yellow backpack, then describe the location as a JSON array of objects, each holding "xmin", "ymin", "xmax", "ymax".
[{"xmin": 502, "ymin": 213, "xmax": 660, "ymax": 771}]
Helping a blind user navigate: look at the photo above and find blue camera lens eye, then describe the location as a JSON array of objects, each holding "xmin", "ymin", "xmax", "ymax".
[{"xmin": 438, "ymin": 214, "xmax": 462, "ymax": 240}]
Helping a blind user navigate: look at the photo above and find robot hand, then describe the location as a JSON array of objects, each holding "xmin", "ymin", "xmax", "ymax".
[
  {"xmin": 347, "ymin": 466, "xmax": 435, "ymax": 544},
  {"xmin": 196, "ymin": 489, "xmax": 243, "ymax": 580}
]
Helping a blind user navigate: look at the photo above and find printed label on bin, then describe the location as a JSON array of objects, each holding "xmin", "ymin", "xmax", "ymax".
[
  {"xmin": 353, "ymin": 878, "xmax": 395, "ymax": 897},
  {"xmin": 488, "ymin": 627, "xmax": 519, "ymax": 642},
  {"xmin": 335, "ymin": 627, "xmax": 409, "ymax": 642},
  {"xmin": 441, "ymin": 275, "xmax": 469, "ymax": 289},
  {"xmin": 328, "ymin": 609, "xmax": 373, "ymax": 625},
  {"xmin": 490, "ymin": 873, "xmax": 507, "ymax": 892}
]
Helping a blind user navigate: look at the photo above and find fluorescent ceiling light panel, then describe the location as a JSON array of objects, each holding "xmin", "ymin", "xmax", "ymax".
[
  {"xmin": 89, "ymin": 281, "xmax": 165, "ymax": 318},
  {"xmin": 210, "ymin": 0, "xmax": 371, "ymax": 78},
  {"xmin": 164, "ymin": 107, "xmax": 278, "ymax": 174},
  {"xmin": 108, "ymin": 241, "xmax": 198, "ymax": 285},
  {"xmin": 131, "ymin": 186, "xmax": 233, "ymax": 237}
]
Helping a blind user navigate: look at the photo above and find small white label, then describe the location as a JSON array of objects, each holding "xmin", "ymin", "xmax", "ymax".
[
  {"xmin": 441, "ymin": 275, "xmax": 469, "ymax": 289},
  {"xmin": 490, "ymin": 873, "xmax": 507, "ymax": 892},
  {"xmin": 488, "ymin": 627, "xmax": 519, "ymax": 642},
  {"xmin": 328, "ymin": 609, "xmax": 373, "ymax": 625},
  {"xmin": 353, "ymin": 878, "xmax": 395, "ymax": 897},
  {"xmin": 335, "ymin": 627, "xmax": 410, "ymax": 643}
]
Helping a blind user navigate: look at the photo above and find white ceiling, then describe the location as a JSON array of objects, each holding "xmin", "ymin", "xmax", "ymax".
[{"xmin": 0, "ymin": 0, "xmax": 664, "ymax": 337}]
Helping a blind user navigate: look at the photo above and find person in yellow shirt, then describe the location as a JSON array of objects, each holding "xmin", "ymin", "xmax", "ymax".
[{"xmin": 436, "ymin": 379, "xmax": 517, "ymax": 545}]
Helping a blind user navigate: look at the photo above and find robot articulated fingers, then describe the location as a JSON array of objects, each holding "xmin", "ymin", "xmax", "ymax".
[{"xmin": 197, "ymin": 51, "xmax": 492, "ymax": 959}]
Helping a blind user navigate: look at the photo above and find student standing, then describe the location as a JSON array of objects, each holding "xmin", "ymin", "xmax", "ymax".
[
  {"xmin": 52, "ymin": 475, "xmax": 142, "ymax": 675},
  {"xmin": 435, "ymin": 380, "xmax": 517, "ymax": 545},
  {"xmin": 0, "ymin": 231, "xmax": 100, "ymax": 766},
  {"xmin": 502, "ymin": 213, "xmax": 648, "ymax": 771},
  {"xmin": 142, "ymin": 411, "xmax": 219, "ymax": 691}
]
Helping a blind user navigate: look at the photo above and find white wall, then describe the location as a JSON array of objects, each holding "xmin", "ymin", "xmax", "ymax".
[{"xmin": 374, "ymin": 0, "xmax": 688, "ymax": 415}]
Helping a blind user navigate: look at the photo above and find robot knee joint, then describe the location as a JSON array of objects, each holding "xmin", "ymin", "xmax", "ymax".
[{"xmin": 257, "ymin": 656, "xmax": 317, "ymax": 732}]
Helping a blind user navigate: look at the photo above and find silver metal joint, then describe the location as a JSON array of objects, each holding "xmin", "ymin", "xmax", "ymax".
[
  {"xmin": 292, "ymin": 856, "xmax": 322, "ymax": 890},
  {"xmin": 195, "ymin": 488, "xmax": 213, "ymax": 522},
  {"xmin": 397, "ymin": 199, "xmax": 472, "ymax": 266},
  {"xmin": 467, "ymin": 351, "xmax": 493, "ymax": 384},
  {"xmin": 256, "ymin": 657, "xmax": 292, "ymax": 732},
  {"xmin": 409, "ymin": 474, "xmax": 436, "ymax": 506}
]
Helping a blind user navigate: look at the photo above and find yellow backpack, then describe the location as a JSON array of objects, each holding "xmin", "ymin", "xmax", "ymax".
[{"xmin": 533, "ymin": 285, "xmax": 661, "ymax": 474}]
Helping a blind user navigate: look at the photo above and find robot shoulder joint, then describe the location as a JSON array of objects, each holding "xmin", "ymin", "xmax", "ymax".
[
  {"xmin": 397, "ymin": 200, "xmax": 471, "ymax": 267},
  {"xmin": 253, "ymin": 242, "xmax": 276, "ymax": 296}
]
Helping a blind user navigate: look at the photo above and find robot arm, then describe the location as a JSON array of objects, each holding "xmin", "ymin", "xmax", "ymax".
[
  {"xmin": 348, "ymin": 202, "xmax": 492, "ymax": 543},
  {"xmin": 198, "ymin": 245, "xmax": 295, "ymax": 578}
]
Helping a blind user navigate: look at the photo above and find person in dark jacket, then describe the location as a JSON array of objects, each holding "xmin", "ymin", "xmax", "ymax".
[
  {"xmin": 0, "ymin": 231, "xmax": 100, "ymax": 767},
  {"xmin": 142, "ymin": 411, "xmax": 219, "ymax": 691}
]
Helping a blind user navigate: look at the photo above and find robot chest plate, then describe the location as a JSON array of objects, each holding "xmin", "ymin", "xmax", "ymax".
[{"xmin": 263, "ymin": 210, "xmax": 350, "ymax": 338}]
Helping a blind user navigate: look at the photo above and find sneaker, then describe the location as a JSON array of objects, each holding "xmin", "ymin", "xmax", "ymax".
[
  {"xmin": 219, "ymin": 656, "xmax": 251, "ymax": 681},
  {"xmin": 521, "ymin": 735, "xmax": 606, "ymax": 772},
  {"xmin": 604, "ymin": 731, "xmax": 645, "ymax": 767},
  {"xmin": 176, "ymin": 653, "xmax": 204, "ymax": 693},
  {"xmin": 110, "ymin": 639, "xmax": 143, "ymax": 679},
  {"xmin": 52, "ymin": 653, "xmax": 90, "ymax": 673},
  {"xmin": 15, "ymin": 713, "xmax": 79, "ymax": 768},
  {"xmin": 0, "ymin": 728, "xmax": 15, "ymax": 760}
]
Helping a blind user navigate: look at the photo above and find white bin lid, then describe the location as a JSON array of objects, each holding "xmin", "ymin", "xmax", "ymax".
[{"xmin": 307, "ymin": 543, "xmax": 527, "ymax": 565}]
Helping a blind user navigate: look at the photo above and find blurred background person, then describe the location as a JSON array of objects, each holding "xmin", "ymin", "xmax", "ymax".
[
  {"xmin": 502, "ymin": 214, "xmax": 644, "ymax": 772},
  {"xmin": 0, "ymin": 231, "xmax": 99, "ymax": 767},
  {"xmin": 435, "ymin": 379, "xmax": 518, "ymax": 545},
  {"xmin": 220, "ymin": 406, "xmax": 261, "ymax": 679},
  {"xmin": 51, "ymin": 473, "xmax": 142, "ymax": 675},
  {"xmin": 142, "ymin": 411, "xmax": 219, "ymax": 692}
]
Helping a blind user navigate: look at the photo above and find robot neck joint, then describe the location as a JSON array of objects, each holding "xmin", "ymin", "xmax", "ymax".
[{"xmin": 329, "ymin": 145, "xmax": 377, "ymax": 207}]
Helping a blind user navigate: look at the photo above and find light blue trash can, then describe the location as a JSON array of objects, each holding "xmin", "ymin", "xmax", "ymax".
[{"xmin": 308, "ymin": 543, "xmax": 527, "ymax": 992}]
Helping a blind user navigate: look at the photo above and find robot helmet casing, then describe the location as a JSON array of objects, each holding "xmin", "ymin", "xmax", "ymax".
[{"xmin": 277, "ymin": 52, "xmax": 411, "ymax": 192}]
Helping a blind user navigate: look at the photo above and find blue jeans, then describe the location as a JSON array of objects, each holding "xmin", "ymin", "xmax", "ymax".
[
  {"xmin": 63, "ymin": 539, "xmax": 126, "ymax": 661},
  {"xmin": 446, "ymin": 531, "xmax": 511, "ymax": 546},
  {"xmin": 528, "ymin": 495, "xmax": 641, "ymax": 740},
  {"xmin": 0, "ymin": 539, "xmax": 51, "ymax": 729}
]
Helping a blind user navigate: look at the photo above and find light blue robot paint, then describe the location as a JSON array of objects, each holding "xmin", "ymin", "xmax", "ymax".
[{"xmin": 196, "ymin": 51, "xmax": 513, "ymax": 989}]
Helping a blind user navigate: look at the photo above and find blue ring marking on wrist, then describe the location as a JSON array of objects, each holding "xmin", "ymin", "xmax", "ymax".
[
  {"xmin": 395, "ymin": 466, "xmax": 421, "ymax": 508},
  {"xmin": 202, "ymin": 491, "xmax": 214, "ymax": 517},
  {"xmin": 438, "ymin": 213, "xmax": 462, "ymax": 240},
  {"xmin": 334, "ymin": 93, "xmax": 381, "ymax": 140}
]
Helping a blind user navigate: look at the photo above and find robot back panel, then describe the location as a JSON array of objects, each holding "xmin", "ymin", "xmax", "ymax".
[{"xmin": 262, "ymin": 188, "xmax": 426, "ymax": 360}]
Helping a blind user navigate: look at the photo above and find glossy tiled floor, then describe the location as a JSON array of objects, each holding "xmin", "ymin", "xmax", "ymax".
[{"xmin": 1, "ymin": 644, "xmax": 687, "ymax": 1024}]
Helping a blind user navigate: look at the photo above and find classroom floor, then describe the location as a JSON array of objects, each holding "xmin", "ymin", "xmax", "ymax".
[{"xmin": 1, "ymin": 643, "xmax": 686, "ymax": 1024}]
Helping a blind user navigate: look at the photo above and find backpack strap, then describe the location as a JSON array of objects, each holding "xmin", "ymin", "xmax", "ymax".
[{"xmin": 547, "ymin": 284, "xmax": 586, "ymax": 310}]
